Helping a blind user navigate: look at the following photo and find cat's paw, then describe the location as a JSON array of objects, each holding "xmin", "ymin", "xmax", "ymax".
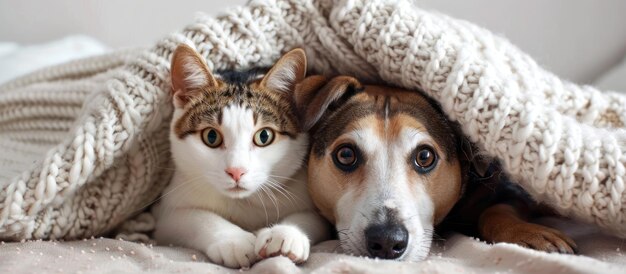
[
  {"xmin": 205, "ymin": 232, "xmax": 258, "ymax": 268},
  {"xmin": 255, "ymin": 225, "xmax": 310, "ymax": 264}
]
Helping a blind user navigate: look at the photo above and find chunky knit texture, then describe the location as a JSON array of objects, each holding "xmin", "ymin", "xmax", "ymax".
[{"xmin": 1, "ymin": 0, "xmax": 625, "ymax": 240}]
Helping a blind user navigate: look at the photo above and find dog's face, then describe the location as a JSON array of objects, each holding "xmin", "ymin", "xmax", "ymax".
[{"xmin": 296, "ymin": 76, "xmax": 466, "ymax": 261}]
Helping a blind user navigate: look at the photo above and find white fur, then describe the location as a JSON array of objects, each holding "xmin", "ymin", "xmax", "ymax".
[
  {"xmin": 334, "ymin": 128, "xmax": 436, "ymax": 261},
  {"xmin": 154, "ymin": 104, "xmax": 329, "ymax": 268}
]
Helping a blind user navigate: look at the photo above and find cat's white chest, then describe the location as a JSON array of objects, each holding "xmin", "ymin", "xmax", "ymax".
[{"xmin": 156, "ymin": 169, "xmax": 312, "ymax": 231}]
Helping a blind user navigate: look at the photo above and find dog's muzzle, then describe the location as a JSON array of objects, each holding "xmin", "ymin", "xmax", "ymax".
[{"xmin": 364, "ymin": 222, "xmax": 409, "ymax": 259}]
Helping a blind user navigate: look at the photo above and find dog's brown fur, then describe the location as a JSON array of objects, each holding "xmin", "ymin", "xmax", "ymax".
[{"xmin": 296, "ymin": 75, "xmax": 577, "ymax": 257}]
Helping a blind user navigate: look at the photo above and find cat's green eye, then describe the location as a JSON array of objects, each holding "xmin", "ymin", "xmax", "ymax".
[
  {"xmin": 201, "ymin": 128, "xmax": 223, "ymax": 148},
  {"xmin": 253, "ymin": 128, "xmax": 275, "ymax": 147}
]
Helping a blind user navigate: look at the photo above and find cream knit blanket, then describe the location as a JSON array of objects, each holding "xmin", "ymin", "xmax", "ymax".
[{"xmin": 1, "ymin": 0, "xmax": 625, "ymax": 241}]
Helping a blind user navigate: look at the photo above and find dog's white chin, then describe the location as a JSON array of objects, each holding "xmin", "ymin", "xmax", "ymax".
[
  {"xmin": 403, "ymin": 237, "xmax": 432, "ymax": 261},
  {"xmin": 404, "ymin": 228, "xmax": 434, "ymax": 261}
]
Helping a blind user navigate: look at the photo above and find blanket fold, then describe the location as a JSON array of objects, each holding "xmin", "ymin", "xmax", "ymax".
[{"xmin": 0, "ymin": 0, "xmax": 625, "ymax": 240}]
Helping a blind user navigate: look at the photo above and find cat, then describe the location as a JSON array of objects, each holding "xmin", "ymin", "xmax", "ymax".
[{"xmin": 153, "ymin": 44, "xmax": 330, "ymax": 268}]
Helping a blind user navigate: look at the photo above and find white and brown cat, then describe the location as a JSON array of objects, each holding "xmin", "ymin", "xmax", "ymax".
[{"xmin": 153, "ymin": 45, "xmax": 330, "ymax": 268}]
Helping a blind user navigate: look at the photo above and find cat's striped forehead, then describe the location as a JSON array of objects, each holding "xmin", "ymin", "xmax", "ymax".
[{"xmin": 173, "ymin": 70, "xmax": 299, "ymax": 138}]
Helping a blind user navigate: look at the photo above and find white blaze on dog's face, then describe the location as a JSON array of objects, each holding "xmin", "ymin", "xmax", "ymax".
[{"xmin": 297, "ymin": 77, "xmax": 465, "ymax": 261}]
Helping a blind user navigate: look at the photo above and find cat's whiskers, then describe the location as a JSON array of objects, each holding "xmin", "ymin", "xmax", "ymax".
[
  {"xmin": 266, "ymin": 178, "xmax": 303, "ymax": 205},
  {"xmin": 266, "ymin": 174, "xmax": 304, "ymax": 202},
  {"xmin": 259, "ymin": 184, "xmax": 280, "ymax": 222},
  {"xmin": 263, "ymin": 181, "xmax": 296, "ymax": 207},
  {"xmin": 255, "ymin": 190, "xmax": 270, "ymax": 226},
  {"xmin": 265, "ymin": 180, "xmax": 297, "ymax": 207}
]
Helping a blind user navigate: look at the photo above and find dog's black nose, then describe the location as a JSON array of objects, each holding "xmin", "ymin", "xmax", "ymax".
[{"xmin": 364, "ymin": 223, "xmax": 409, "ymax": 259}]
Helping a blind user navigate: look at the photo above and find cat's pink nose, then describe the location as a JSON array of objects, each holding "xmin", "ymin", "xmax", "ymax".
[{"xmin": 225, "ymin": 167, "xmax": 246, "ymax": 182}]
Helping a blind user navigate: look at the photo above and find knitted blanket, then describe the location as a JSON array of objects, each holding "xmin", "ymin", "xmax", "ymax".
[{"xmin": 1, "ymin": 0, "xmax": 625, "ymax": 241}]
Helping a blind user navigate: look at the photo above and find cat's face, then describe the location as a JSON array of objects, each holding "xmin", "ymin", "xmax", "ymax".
[{"xmin": 168, "ymin": 45, "xmax": 308, "ymax": 199}]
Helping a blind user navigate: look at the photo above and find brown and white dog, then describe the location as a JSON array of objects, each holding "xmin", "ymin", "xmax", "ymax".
[{"xmin": 294, "ymin": 76, "xmax": 577, "ymax": 261}]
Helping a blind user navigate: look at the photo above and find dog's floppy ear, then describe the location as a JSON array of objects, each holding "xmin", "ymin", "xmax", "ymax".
[
  {"xmin": 457, "ymin": 134, "xmax": 493, "ymax": 180},
  {"xmin": 295, "ymin": 76, "xmax": 363, "ymax": 131}
]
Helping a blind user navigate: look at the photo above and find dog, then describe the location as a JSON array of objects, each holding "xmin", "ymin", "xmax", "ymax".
[{"xmin": 294, "ymin": 75, "xmax": 577, "ymax": 261}]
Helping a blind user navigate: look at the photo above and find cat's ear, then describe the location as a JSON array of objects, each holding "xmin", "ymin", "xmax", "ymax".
[
  {"xmin": 260, "ymin": 48, "xmax": 307, "ymax": 93},
  {"xmin": 295, "ymin": 76, "xmax": 362, "ymax": 131},
  {"xmin": 170, "ymin": 44, "xmax": 218, "ymax": 107}
]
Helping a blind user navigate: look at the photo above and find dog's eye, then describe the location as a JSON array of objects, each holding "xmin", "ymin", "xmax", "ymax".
[
  {"xmin": 201, "ymin": 128, "xmax": 223, "ymax": 148},
  {"xmin": 332, "ymin": 144, "xmax": 359, "ymax": 172},
  {"xmin": 412, "ymin": 146, "xmax": 437, "ymax": 173}
]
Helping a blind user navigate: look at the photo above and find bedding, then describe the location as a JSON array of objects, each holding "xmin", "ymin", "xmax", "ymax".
[
  {"xmin": 0, "ymin": 35, "xmax": 108, "ymax": 84},
  {"xmin": 1, "ymin": 0, "xmax": 626, "ymax": 272},
  {"xmin": 0, "ymin": 218, "xmax": 624, "ymax": 273}
]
